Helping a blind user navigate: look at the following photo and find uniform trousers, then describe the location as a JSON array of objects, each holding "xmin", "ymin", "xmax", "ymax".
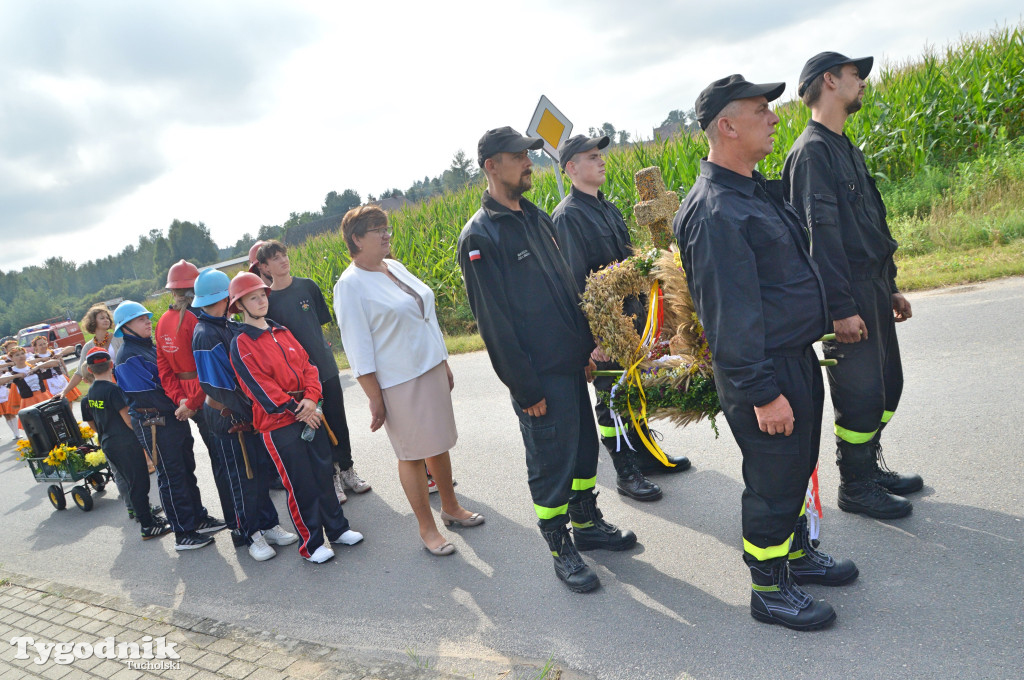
[
  {"xmin": 204, "ymin": 406, "xmax": 279, "ymax": 542},
  {"xmin": 132, "ymin": 414, "xmax": 209, "ymax": 536},
  {"xmin": 102, "ymin": 433, "xmax": 156, "ymax": 527},
  {"xmin": 822, "ymin": 277, "xmax": 903, "ymax": 455},
  {"xmin": 191, "ymin": 411, "xmax": 237, "ymax": 531},
  {"xmin": 511, "ymin": 371, "xmax": 599, "ymax": 530},
  {"xmin": 716, "ymin": 346, "xmax": 823, "ymax": 561},
  {"xmin": 261, "ymin": 421, "xmax": 350, "ymax": 559},
  {"xmin": 320, "ymin": 375, "xmax": 354, "ymax": 470}
]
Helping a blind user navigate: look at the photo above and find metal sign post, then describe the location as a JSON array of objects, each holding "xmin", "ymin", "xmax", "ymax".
[{"xmin": 526, "ymin": 95, "xmax": 573, "ymax": 199}]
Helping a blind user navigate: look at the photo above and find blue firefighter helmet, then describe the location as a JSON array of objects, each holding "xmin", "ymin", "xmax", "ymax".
[
  {"xmin": 192, "ymin": 269, "xmax": 231, "ymax": 307},
  {"xmin": 112, "ymin": 301, "xmax": 152, "ymax": 338}
]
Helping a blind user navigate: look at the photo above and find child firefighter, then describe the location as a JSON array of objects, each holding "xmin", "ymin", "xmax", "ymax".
[
  {"xmin": 81, "ymin": 347, "xmax": 172, "ymax": 540},
  {"xmin": 227, "ymin": 272, "xmax": 363, "ymax": 564}
]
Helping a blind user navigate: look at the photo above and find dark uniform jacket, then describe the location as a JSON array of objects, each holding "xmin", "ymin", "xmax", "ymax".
[
  {"xmin": 114, "ymin": 334, "xmax": 178, "ymax": 415},
  {"xmin": 552, "ymin": 186, "xmax": 645, "ymax": 329},
  {"xmin": 673, "ymin": 160, "xmax": 829, "ymax": 408},
  {"xmin": 192, "ymin": 311, "xmax": 255, "ymax": 436},
  {"xmin": 458, "ymin": 191, "xmax": 593, "ymax": 409},
  {"xmin": 783, "ymin": 120, "xmax": 899, "ymax": 320}
]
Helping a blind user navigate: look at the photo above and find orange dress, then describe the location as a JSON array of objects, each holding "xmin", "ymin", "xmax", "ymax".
[{"xmin": 8, "ymin": 366, "xmax": 55, "ymax": 420}]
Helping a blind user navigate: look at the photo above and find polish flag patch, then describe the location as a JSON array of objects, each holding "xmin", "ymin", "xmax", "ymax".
[{"xmin": 469, "ymin": 249, "xmax": 481, "ymax": 261}]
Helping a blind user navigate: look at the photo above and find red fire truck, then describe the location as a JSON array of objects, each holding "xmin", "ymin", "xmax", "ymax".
[{"xmin": 16, "ymin": 317, "xmax": 86, "ymax": 358}]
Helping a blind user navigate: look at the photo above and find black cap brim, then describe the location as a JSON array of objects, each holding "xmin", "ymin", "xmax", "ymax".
[
  {"xmin": 798, "ymin": 55, "xmax": 874, "ymax": 96},
  {"xmin": 503, "ymin": 136, "xmax": 544, "ymax": 155},
  {"xmin": 736, "ymin": 81, "xmax": 786, "ymax": 104},
  {"xmin": 559, "ymin": 135, "xmax": 610, "ymax": 170}
]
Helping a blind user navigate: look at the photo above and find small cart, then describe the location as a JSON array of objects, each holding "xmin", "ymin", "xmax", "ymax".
[
  {"xmin": 23, "ymin": 447, "xmax": 112, "ymax": 511},
  {"xmin": 18, "ymin": 398, "xmax": 112, "ymax": 512}
]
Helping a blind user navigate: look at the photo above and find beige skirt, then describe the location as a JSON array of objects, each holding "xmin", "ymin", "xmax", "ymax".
[{"xmin": 381, "ymin": 362, "xmax": 458, "ymax": 461}]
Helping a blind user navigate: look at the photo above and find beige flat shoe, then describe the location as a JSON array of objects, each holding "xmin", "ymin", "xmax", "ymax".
[
  {"xmin": 440, "ymin": 510, "xmax": 485, "ymax": 528},
  {"xmin": 422, "ymin": 538, "xmax": 456, "ymax": 556}
]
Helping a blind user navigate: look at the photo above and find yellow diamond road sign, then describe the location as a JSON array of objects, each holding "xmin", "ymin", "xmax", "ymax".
[{"xmin": 527, "ymin": 95, "xmax": 572, "ymax": 162}]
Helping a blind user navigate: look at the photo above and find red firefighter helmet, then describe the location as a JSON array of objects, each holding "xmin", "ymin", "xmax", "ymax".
[
  {"xmin": 228, "ymin": 272, "xmax": 270, "ymax": 314},
  {"xmin": 165, "ymin": 259, "xmax": 201, "ymax": 289},
  {"xmin": 248, "ymin": 241, "xmax": 266, "ymax": 274}
]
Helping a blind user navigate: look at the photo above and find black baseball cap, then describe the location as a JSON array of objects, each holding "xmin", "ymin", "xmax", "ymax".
[
  {"xmin": 695, "ymin": 74, "xmax": 786, "ymax": 131},
  {"xmin": 477, "ymin": 127, "xmax": 544, "ymax": 167},
  {"xmin": 558, "ymin": 135, "xmax": 610, "ymax": 171},
  {"xmin": 85, "ymin": 347, "xmax": 111, "ymax": 365},
  {"xmin": 798, "ymin": 52, "xmax": 873, "ymax": 96}
]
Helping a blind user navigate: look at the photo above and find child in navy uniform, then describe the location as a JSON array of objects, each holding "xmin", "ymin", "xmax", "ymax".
[
  {"xmin": 82, "ymin": 347, "xmax": 171, "ymax": 539},
  {"xmin": 191, "ymin": 268, "xmax": 299, "ymax": 562},
  {"xmin": 112, "ymin": 300, "xmax": 227, "ymax": 551},
  {"xmin": 227, "ymin": 272, "xmax": 363, "ymax": 564}
]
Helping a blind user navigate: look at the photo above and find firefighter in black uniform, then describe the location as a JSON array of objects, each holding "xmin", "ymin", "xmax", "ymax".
[
  {"xmin": 783, "ymin": 52, "xmax": 923, "ymax": 520},
  {"xmin": 457, "ymin": 127, "xmax": 637, "ymax": 593},
  {"xmin": 674, "ymin": 75, "xmax": 859, "ymax": 630},
  {"xmin": 552, "ymin": 134, "xmax": 691, "ymax": 503}
]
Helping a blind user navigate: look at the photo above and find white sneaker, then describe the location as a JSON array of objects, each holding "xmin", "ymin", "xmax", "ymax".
[
  {"xmin": 339, "ymin": 466, "xmax": 372, "ymax": 493},
  {"xmin": 263, "ymin": 525, "xmax": 299, "ymax": 546},
  {"xmin": 427, "ymin": 477, "xmax": 438, "ymax": 494},
  {"xmin": 305, "ymin": 545, "xmax": 335, "ymax": 563},
  {"xmin": 248, "ymin": 533, "xmax": 276, "ymax": 562},
  {"xmin": 331, "ymin": 529, "xmax": 363, "ymax": 546},
  {"xmin": 332, "ymin": 464, "xmax": 348, "ymax": 504}
]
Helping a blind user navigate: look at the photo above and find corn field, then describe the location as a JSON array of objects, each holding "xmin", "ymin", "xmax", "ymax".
[{"xmin": 289, "ymin": 24, "xmax": 1024, "ymax": 336}]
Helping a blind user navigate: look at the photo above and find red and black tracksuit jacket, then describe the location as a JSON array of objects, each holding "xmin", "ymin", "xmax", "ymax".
[
  {"xmin": 230, "ymin": 321, "xmax": 347, "ymax": 558},
  {"xmin": 229, "ymin": 321, "xmax": 322, "ymax": 433}
]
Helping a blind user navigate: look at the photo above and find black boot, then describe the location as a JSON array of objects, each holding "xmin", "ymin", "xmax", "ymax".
[
  {"xmin": 788, "ymin": 515, "xmax": 859, "ymax": 586},
  {"xmin": 605, "ymin": 441, "xmax": 662, "ymax": 501},
  {"xmin": 541, "ymin": 525, "xmax": 600, "ymax": 593},
  {"xmin": 569, "ymin": 490, "xmax": 638, "ymax": 551},
  {"xmin": 636, "ymin": 452, "xmax": 692, "ymax": 474},
  {"xmin": 632, "ymin": 426, "xmax": 692, "ymax": 474},
  {"xmin": 870, "ymin": 442, "xmax": 924, "ymax": 495},
  {"xmin": 749, "ymin": 556, "xmax": 836, "ymax": 631},
  {"xmin": 837, "ymin": 443, "xmax": 912, "ymax": 519}
]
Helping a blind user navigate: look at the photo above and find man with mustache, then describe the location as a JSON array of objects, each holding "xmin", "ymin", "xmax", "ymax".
[
  {"xmin": 674, "ymin": 75, "xmax": 857, "ymax": 630},
  {"xmin": 783, "ymin": 53, "xmax": 922, "ymax": 520},
  {"xmin": 458, "ymin": 127, "xmax": 637, "ymax": 593}
]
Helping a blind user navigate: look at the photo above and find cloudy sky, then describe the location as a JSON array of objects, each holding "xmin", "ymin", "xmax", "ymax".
[{"xmin": 1, "ymin": 0, "xmax": 1020, "ymax": 272}]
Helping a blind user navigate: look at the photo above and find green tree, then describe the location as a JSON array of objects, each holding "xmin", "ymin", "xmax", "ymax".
[
  {"xmin": 322, "ymin": 190, "xmax": 361, "ymax": 217},
  {"xmin": 256, "ymin": 223, "xmax": 284, "ymax": 241},
  {"xmin": 167, "ymin": 219, "xmax": 219, "ymax": 265},
  {"xmin": 153, "ymin": 237, "xmax": 174, "ymax": 278}
]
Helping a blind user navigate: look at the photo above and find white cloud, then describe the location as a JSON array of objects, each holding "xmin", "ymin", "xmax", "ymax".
[{"xmin": 1, "ymin": 0, "xmax": 1020, "ymax": 271}]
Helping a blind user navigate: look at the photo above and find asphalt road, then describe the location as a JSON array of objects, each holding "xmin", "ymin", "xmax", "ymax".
[{"xmin": 2, "ymin": 278, "xmax": 1022, "ymax": 680}]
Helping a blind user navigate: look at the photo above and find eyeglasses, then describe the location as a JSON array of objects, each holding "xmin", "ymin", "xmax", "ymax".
[{"xmin": 365, "ymin": 227, "xmax": 393, "ymax": 237}]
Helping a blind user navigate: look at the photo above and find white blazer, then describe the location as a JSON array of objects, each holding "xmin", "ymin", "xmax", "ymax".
[{"xmin": 334, "ymin": 259, "xmax": 448, "ymax": 389}]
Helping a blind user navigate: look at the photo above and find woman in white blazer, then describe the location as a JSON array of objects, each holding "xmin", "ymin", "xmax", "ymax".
[{"xmin": 334, "ymin": 206, "xmax": 483, "ymax": 556}]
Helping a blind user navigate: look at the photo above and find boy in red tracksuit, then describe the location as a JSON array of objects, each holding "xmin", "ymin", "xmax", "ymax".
[
  {"xmin": 227, "ymin": 272, "xmax": 363, "ymax": 564},
  {"xmin": 157, "ymin": 260, "xmax": 239, "ymax": 541}
]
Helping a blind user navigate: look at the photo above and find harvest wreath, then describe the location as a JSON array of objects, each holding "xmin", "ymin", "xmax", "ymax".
[{"xmin": 579, "ymin": 248, "xmax": 721, "ymax": 442}]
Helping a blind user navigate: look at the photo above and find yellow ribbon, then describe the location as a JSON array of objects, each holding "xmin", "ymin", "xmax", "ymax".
[{"xmin": 622, "ymin": 279, "xmax": 673, "ymax": 467}]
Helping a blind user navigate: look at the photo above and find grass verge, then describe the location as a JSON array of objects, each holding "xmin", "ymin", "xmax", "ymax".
[
  {"xmin": 895, "ymin": 241, "xmax": 1024, "ymax": 290},
  {"xmin": 333, "ymin": 332, "xmax": 486, "ymax": 371},
  {"xmin": 329, "ymin": 243, "xmax": 1024, "ymax": 368}
]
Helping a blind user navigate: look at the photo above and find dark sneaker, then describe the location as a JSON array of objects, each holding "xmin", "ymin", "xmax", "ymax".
[
  {"xmin": 230, "ymin": 530, "xmax": 248, "ymax": 548},
  {"xmin": 128, "ymin": 504, "xmax": 164, "ymax": 523},
  {"xmin": 141, "ymin": 522, "xmax": 172, "ymax": 540},
  {"xmin": 174, "ymin": 531, "xmax": 214, "ymax": 551},
  {"xmin": 196, "ymin": 516, "xmax": 228, "ymax": 534}
]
